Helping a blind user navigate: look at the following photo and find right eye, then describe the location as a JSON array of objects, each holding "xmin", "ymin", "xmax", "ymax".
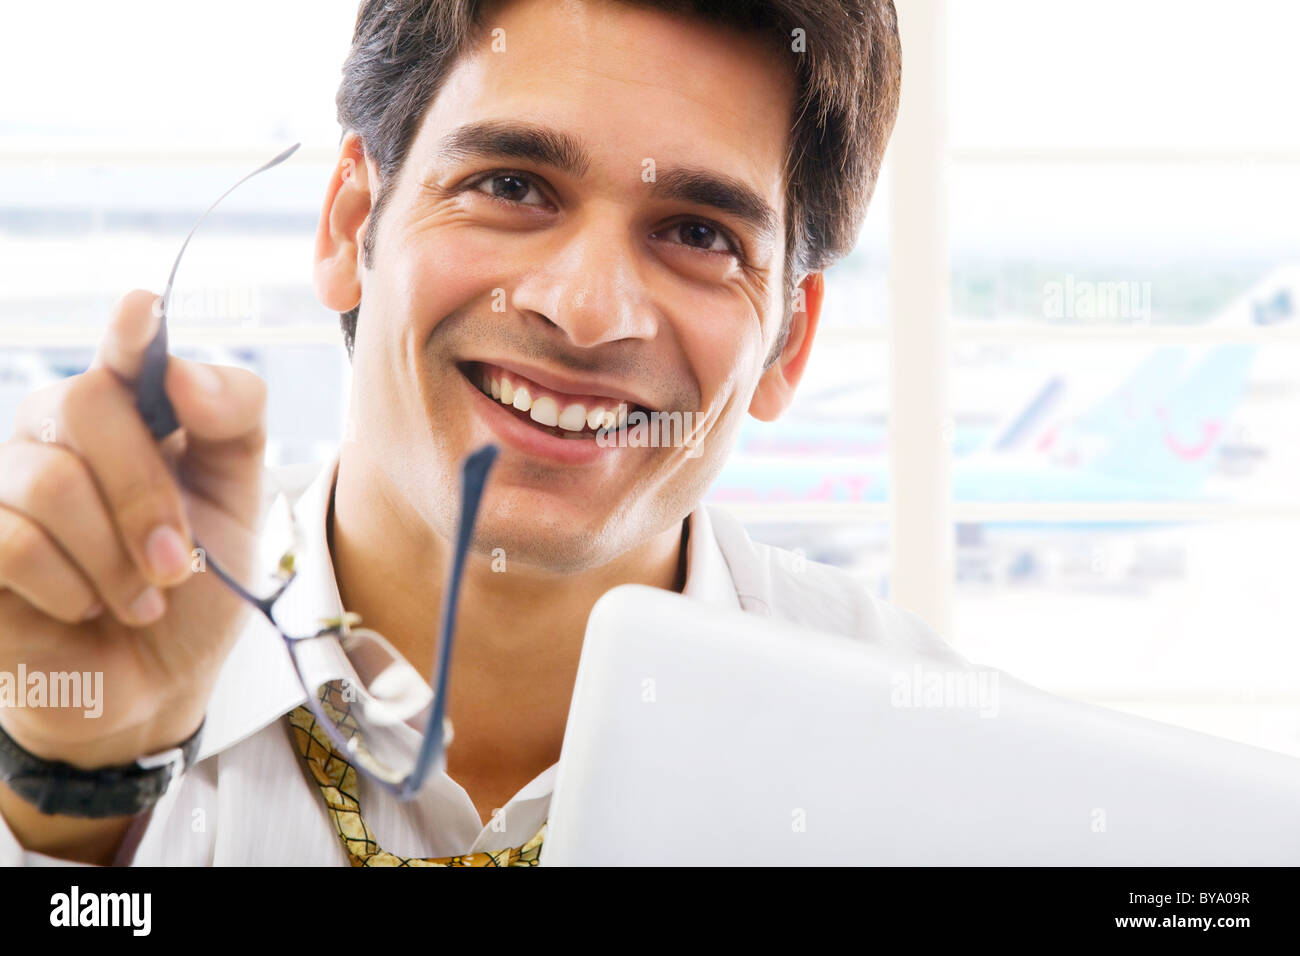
[{"xmin": 470, "ymin": 172, "xmax": 548, "ymax": 207}]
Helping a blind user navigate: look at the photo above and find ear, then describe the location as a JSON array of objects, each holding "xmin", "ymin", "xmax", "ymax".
[
  {"xmin": 748, "ymin": 272, "xmax": 825, "ymax": 422},
  {"xmin": 313, "ymin": 132, "xmax": 373, "ymax": 313}
]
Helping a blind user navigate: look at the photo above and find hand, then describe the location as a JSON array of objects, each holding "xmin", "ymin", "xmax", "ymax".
[{"xmin": 0, "ymin": 289, "xmax": 268, "ymax": 770}]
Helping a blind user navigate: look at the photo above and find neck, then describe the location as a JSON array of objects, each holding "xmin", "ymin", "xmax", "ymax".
[{"xmin": 328, "ymin": 447, "xmax": 687, "ymax": 783}]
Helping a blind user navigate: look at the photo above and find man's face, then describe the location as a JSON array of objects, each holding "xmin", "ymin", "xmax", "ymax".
[{"xmin": 345, "ymin": 0, "xmax": 797, "ymax": 572}]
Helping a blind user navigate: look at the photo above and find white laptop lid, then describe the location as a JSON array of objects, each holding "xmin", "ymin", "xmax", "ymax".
[{"xmin": 542, "ymin": 585, "xmax": 1300, "ymax": 865}]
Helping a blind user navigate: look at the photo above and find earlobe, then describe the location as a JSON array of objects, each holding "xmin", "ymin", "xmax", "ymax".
[
  {"xmin": 749, "ymin": 272, "xmax": 825, "ymax": 422},
  {"xmin": 313, "ymin": 133, "xmax": 373, "ymax": 313}
]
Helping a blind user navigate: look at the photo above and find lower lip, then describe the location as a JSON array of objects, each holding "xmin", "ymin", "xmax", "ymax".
[{"xmin": 461, "ymin": 371, "xmax": 619, "ymax": 466}]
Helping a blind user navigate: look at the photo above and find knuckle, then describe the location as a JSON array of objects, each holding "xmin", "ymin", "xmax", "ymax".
[
  {"xmin": 14, "ymin": 378, "xmax": 66, "ymax": 432},
  {"xmin": 25, "ymin": 448, "xmax": 86, "ymax": 513},
  {"xmin": 113, "ymin": 472, "xmax": 173, "ymax": 523},
  {"xmin": 0, "ymin": 512, "xmax": 48, "ymax": 576},
  {"xmin": 70, "ymin": 366, "xmax": 122, "ymax": 409},
  {"xmin": 58, "ymin": 369, "xmax": 121, "ymax": 441},
  {"xmin": 112, "ymin": 473, "xmax": 181, "ymax": 545}
]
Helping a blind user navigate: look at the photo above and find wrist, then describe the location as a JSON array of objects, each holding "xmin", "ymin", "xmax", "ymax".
[
  {"xmin": 0, "ymin": 710, "xmax": 205, "ymax": 819},
  {"xmin": 0, "ymin": 690, "xmax": 207, "ymax": 770},
  {"xmin": 0, "ymin": 779, "xmax": 138, "ymax": 864}
]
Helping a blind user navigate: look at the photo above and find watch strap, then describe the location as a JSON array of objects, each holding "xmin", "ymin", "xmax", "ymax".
[{"xmin": 0, "ymin": 717, "xmax": 204, "ymax": 819}]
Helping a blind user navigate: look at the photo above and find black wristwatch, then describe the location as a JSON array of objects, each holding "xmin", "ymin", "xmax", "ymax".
[{"xmin": 0, "ymin": 718, "xmax": 204, "ymax": 818}]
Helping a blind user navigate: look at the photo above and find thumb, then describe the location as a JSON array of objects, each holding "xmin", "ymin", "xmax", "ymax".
[{"xmin": 91, "ymin": 289, "xmax": 163, "ymax": 382}]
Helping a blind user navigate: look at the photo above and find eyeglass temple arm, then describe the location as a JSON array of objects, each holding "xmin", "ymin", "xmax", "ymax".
[
  {"xmin": 410, "ymin": 443, "xmax": 499, "ymax": 788},
  {"xmin": 135, "ymin": 143, "xmax": 301, "ymax": 441},
  {"xmin": 203, "ymin": 552, "xmax": 295, "ymax": 625},
  {"xmin": 132, "ymin": 144, "xmax": 301, "ymax": 613}
]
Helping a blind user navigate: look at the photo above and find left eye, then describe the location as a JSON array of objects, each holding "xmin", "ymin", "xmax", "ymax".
[
  {"xmin": 472, "ymin": 173, "xmax": 547, "ymax": 206},
  {"xmin": 656, "ymin": 221, "xmax": 737, "ymax": 256}
]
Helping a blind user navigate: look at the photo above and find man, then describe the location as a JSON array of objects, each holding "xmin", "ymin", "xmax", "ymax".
[{"xmin": 0, "ymin": 0, "xmax": 957, "ymax": 865}]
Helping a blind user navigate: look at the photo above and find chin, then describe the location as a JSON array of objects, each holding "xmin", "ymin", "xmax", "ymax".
[{"xmin": 470, "ymin": 511, "xmax": 611, "ymax": 576}]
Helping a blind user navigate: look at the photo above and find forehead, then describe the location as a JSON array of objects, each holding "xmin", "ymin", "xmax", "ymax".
[{"xmin": 409, "ymin": 0, "xmax": 796, "ymax": 204}]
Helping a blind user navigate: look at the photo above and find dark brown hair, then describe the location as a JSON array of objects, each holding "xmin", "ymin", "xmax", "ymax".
[{"xmin": 335, "ymin": 0, "xmax": 901, "ymax": 360}]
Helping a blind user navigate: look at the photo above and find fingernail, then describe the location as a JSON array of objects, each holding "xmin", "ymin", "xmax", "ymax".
[
  {"xmin": 130, "ymin": 587, "xmax": 165, "ymax": 624},
  {"xmin": 145, "ymin": 525, "xmax": 189, "ymax": 579},
  {"xmin": 82, "ymin": 601, "xmax": 104, "ymax": 621}
]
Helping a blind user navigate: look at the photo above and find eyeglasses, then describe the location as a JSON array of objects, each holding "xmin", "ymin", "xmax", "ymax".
[{"xmin": 135, "ymin": 144, "xmax": 499, "ymax": 798}]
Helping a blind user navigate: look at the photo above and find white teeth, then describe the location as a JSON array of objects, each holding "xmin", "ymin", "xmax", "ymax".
[
  {"xmin": 558, "ymin": 403, "xmax": 587, "ymax": 431},
  {"xmin": 530, "ymin": 395, "xmax": 559, "ymax": 427},
  {"xmin": 484, "ymin": 368, "xmax": 644, "ymax": 433}
]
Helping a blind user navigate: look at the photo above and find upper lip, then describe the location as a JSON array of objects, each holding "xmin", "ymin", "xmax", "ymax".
[{"xmin": 468, "ymin": 357, "xmax": 661, "ymax": 411}]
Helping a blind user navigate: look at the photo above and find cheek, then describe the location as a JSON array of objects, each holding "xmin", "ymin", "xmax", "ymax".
[
  {"xmin": 655, "ymin": 274, "xmax": 768, "ymax": 394},
  {"xmin": 393, "ymin": 229, "xmax": 512, "ymax": 337},
  {"xmin": 684, "ymin": 307, "xmax": 766, "ymax": 414}
]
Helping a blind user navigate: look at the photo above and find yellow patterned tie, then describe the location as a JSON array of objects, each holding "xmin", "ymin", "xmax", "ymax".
[{"xmin": 286, "ymin": 701, "xmax": 546, "ymax": 867}]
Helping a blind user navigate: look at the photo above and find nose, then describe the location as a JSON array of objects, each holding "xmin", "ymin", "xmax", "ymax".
[{"xmin": 508, "ymin": 211, "xmax": 660, "ymax": 348}]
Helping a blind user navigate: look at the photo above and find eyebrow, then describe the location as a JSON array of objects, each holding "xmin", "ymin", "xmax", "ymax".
[
  {"xmin": 434, "ymin": 120, "xmax": 780, "ymax": 245},
  {"xmin": 648, "ymin": 167, "xmax": 779, "ymax": 247},
  {"xmin": 437, "ymin": 120, "xmax": 592, "ymax": 178}
]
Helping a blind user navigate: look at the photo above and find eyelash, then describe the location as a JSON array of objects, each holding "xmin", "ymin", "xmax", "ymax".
[{"xmin": 465, "ymin": 169, "xmax": 746, "ymax": 261}]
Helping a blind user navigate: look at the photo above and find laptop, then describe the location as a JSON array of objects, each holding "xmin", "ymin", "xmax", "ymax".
[{"xmin": 541, "ymin": 585, "xmax": 1300, "ymax": 865}]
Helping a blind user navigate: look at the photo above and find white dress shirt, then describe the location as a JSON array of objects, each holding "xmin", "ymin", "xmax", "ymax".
[{"xmin": 1, "ymin": 451, "xmax": 965, "ymax": 866}]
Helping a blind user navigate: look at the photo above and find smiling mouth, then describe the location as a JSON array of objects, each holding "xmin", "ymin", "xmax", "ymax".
[{"xmin": 458, "ymin": 361, "xmax": 652, "ymax": 441}]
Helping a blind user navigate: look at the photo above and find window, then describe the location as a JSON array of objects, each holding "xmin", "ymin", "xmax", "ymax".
[
  {"xmin": 2, "ymin": 0, "xmax": 1294, "ymax": 757},
  {"xmin": 934, "ymin": 0, "xmax": 1300, "ymax": 756},
  {"xmin": 0, "ymin": 2, "xmax": 358, "ymax": 465}
]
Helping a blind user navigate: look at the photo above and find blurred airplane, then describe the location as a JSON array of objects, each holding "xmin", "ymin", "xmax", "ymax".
[{"xmin": 708, "ymin": 265, "xmax": 1298, "ymax": 506}]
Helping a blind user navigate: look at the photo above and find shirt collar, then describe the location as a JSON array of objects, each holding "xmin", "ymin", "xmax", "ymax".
[
  {"xmin": 679, "ymin": 502, "xmax": 742, "ymax": 612},
  {"xmin": 200, "ymin": 449, "xmax": 743, "ymax": 760}
]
